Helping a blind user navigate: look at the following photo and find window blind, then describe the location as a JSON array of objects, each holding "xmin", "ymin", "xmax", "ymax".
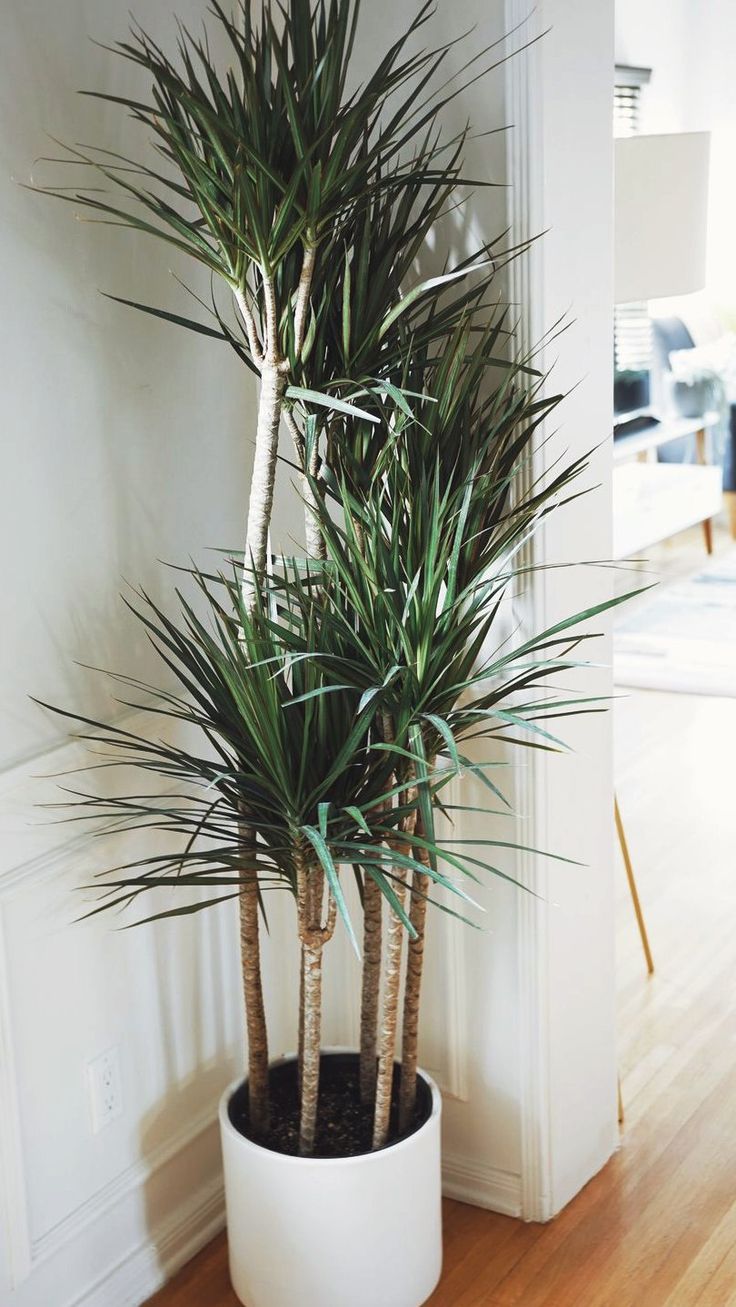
[
  {"xmin": 613, "ymin": 65, "xmax": 651, "ymax": 139},
  {"xmin": 614, "ymin": 302, "xmax": 652, "ymax": 374},
  {"xmin": 614, "ymin": 65, "xmax": 653, "ymax": 413},
  {"xmin": 614, "ymin": 85, "xmax": 641, "ymax": 137}
]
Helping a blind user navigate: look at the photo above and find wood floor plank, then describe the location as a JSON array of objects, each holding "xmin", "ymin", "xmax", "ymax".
[
  {"xmin": 146, "ymin": 1234, "xmax": 237, "ymax": 1307},
  {"xmin": 672, "ymin": 1202, "xmax": 736, "ymax": 1306},
  {"xmin": 426, "ymin": 1211, "xmax": 542, "ymax": 1305}
]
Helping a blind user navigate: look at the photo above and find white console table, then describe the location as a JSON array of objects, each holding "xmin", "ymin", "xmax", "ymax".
[{"xmin": 612, "ymin": 412, "xmax": 722, "ymax": 560}]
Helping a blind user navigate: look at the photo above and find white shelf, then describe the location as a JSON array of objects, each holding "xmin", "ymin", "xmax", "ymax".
[
  {"xmin": 613, "ymin": 462, "xmax": 723, "ymax": 559},
  {"xmin": 613, "ymin": 411, "xmax": 720, "ymax": 463}
]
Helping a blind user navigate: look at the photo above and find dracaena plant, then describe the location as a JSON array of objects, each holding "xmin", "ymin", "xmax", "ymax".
[
  {"xmin": 45, "ymin": 354, "xmax": 633, "ymax": 1153},
  {"xmin": 38, "ymin": 0, "xmax": 631, "ymax": 1154}
]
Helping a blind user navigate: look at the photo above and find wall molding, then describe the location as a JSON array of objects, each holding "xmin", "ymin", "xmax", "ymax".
[
  {"xmin": 503, "ymin": 0, "xmax": 618, "ymax": 1222},
  {"xmin": 504, "ymin": 0, "xmax": 555, "ymax": 1225},
  {"xmin": 70, "ymin": 1176, "xmax": 225, "ymax": 1307},
  {"xmin": 32, "ymin": 1099, "xmax": 223, "ymax": 1267},
  {"xmin": 0, "ymin": 830, "xmax": 231, "ymax": 1296},
  {"xmin": 0, "ymin": 718, "xmax": 234, "ymax": 1301},
  {"xmin": 0, "ymin": 901, "xmax": 33, "ymax": 1286},
  {"xmin": 0, "ymin": 706, "xmax": 157, "ymax": 892},
  {"xmin": 442, "ymin": 1153, "xmax": 522, "ymax": 1218}
]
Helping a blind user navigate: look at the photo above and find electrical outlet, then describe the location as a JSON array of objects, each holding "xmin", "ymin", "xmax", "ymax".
[{"xmin": 87, "ymin": 1046, "xmax": 123, "ymax": 1133}]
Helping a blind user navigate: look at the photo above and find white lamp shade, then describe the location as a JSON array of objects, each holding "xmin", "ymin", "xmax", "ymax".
[{"xmin": 615, "ymin": 131, "xmax": 710, "ymax": 303}]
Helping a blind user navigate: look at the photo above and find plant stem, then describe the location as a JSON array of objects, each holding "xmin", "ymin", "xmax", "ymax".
[
  {"xmin": 241, "ymin": 359, "xmax": 288, "ymax": 611},
  {"xmin": 238, "ymin": 242, "xmax": 317, "ymax": 1135},
  {"xmin": 296, "ymin": 857, "xmax": 337, "ymax": 1155},
  {"xmin": 239, "ymin": 874, "xmax": 270, "ymax": 1136},
  {"xmin": 284, "ymin": 408, "xmax": 326, "ymax": 562},
  {"xmin": 304, "ymin": 440, "xmax": 326, "ymax": 562},
  {"xmin": 299, "ymin": 938, "xmax": 323, "ymax": 1155},
  {"xmin": 234, "ymin": 285, "xmax": 265, "ymax": 368},
  {"xmin": 293, "ymin": 238, "xmax": 316, "ymax": 358},
  {"xmin": 371, "ymin": 861, "xmax": 407, "ymax": 1150},
  {"xmin": 297, "ymin": 860, "xmax": 308, "ymax": 1095},
  {"xmin": 359, "ymin": 872, "xmax": 383, "ymax": 1104},
  {"xmin": 398, "ymin": 842, "xmax": 430, "ymax": 1133},
  {"xmin": 238, "ymin": 295, "xmax": 288, "ymax": 1136},
  {"xmin": 372, "ymin": 720, "xmax": 415, "ymax": 1151},
  {"xmin": 284, "ymin": 238, "xmax": 323, "ymax": 559}
]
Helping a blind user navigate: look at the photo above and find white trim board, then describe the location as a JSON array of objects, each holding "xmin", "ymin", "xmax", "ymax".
[
  {"xmin": 443, "ymin": 1156, "xmax": 522, "ymax": 1219},
  {"xmin": 504, "ymin": 0, "xmax": 554, "ymax": 1225},
  {"xmin": 69, "ymin": 1179, "xmax": 225, "ymax": 1307},
  {"xmin": 504, "ymin": 0, "xmax": 619, "ymax": 1221},
  {"xmin": 0, "ymin": 710, "xmax": 241, "ymax": 1307}
]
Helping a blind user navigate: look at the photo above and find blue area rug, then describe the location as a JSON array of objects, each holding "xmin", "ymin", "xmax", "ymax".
[{"xmin": 614, "ymin": 552, "xmax": 736, "ymax": 695}]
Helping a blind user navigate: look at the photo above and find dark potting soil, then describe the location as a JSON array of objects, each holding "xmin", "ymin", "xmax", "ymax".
[{"xmin": 228, "ymin": 1051, "xmax": 432, "ymax": 1158}]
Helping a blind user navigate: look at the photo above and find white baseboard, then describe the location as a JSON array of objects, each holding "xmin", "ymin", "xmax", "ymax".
[
  {"xmin": 62, "ymin": 1152, "xmax": 519, "ymax": 1307},
  {"xmin": 70, "ymin": 1177, "xmax": 226, "ymax": 1307},
  {"xmin": 442, "ymin": 1153, "xmax": 522, "ymax": 1218}
]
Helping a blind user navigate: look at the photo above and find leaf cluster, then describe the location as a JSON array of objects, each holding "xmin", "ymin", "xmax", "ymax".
[
  {"xmin": 36, "ymin": 2, "xmax": 637, "ymax": 943},
  {"xmin": 47, "ymin": 327, "xmax": 637, "ymax": 939}
]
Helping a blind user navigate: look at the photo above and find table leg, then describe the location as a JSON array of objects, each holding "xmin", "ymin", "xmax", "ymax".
[
  {"xmin": 614, "ymin": 794, "xmax": 654, "ymax": 976},
  {"xmin": 702, "ymin": 517, "xmax": 713, "ymax": 554},
  {"xmin": 695, "ymin": 426, "xmax": 714, "ymax": 554}
]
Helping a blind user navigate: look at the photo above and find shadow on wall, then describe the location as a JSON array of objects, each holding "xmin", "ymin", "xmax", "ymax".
[
  {"xmin": 138, "ymin": 895, "xmax": 242, "ymax": 1277},
  {"xmin": 2, "ymin": 0, "xmax": 253, "ymax": 772}
]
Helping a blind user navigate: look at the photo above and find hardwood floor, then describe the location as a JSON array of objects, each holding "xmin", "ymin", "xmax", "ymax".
[{"xmin": 147, "ymin": 570, "xmax": 736, "ymax": 1304}]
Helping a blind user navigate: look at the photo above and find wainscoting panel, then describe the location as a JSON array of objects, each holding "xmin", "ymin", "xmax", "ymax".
[{"xmin": 0, "ymin": 716, "xmax": 238, "ymax": 1307}]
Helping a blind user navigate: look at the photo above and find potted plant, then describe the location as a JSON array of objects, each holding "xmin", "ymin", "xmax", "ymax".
[{"xmin": 37, "ymin": 4, "xmax": 630, "ymax": 1305}]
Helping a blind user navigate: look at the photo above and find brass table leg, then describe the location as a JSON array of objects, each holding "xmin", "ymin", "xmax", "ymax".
[
  {"xmin": 695, "ymin": 425, "xmax": 714, "ymax": 555},
  {"xmin": 615, "ymin": 794, "xmax": 655, "ymax": 1129},
  {"xmin": 615, "ymin": 794, "xmax": 654, "ymax": 976}
]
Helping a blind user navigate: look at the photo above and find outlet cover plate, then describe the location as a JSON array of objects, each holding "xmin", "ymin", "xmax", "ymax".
[{"xmin": 87, "ymin": 1046, "xmax": 123, "ymax": 1133}]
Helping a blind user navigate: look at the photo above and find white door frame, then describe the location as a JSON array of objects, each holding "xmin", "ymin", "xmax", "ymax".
[{"xmin": 505, "ymin": 0, "xmax": 619, "ymax": 1220}]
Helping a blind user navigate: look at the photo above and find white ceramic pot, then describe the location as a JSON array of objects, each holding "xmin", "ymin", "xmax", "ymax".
[{"xmin": 219, "ymin": 1051, "xmax": 442, "ymax": 1307}]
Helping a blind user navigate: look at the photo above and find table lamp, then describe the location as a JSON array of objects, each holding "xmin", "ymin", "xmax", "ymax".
[{"xmin": 614, "ymin": 131, "xmax": 710, "ymax": 429}]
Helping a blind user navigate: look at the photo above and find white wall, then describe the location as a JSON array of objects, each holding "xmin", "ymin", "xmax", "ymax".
[
  {"xmin": 1, "ymin": 3, "xmax": 255, "ymax": 1304},
  {"xmin": 684, "ymin": 2, "xmax": 736, "ymax": 317},
  {"xmin": 616, "ymin": 0, "xmax": 736, "ymax": 318},
  {"xmin": 0, "ymin": 0, "xmax": 257, "ymax": 773},
  {"xmin": 615, "ymin": 0, "xmax": 694, "ymax": 133}
]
